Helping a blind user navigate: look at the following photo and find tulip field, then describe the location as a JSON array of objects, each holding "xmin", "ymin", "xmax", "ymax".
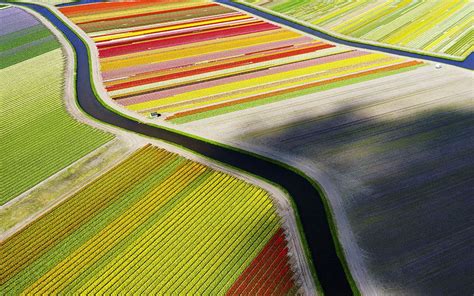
[
  {"xmin": 1, "ymin": 145, "xmax": 300, "ymax": 295},
  {"xmin": 186, "ymin": 57, "xmax": 474, "ymax": 295},
  {"xmin": 59, "ymin": 0, "xmax": 424, "ymax": 124},
  {"xmin": 3, "ymin": 0, "xmax": 472, "ymax": 295},
  {"xmin": 0, "ymin": 6, "xmax": 60, "ymax": 69},
  {"xmin": 244, "ymin": 0, "xmax": 473, "ymax": 60},
  {"xmin": 0, "ymin": 6, "xmax": 112, "ymax": 205}
]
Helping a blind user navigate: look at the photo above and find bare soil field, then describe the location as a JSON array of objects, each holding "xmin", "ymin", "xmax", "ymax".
[{"xmin": 182, "ymin": 64, "xmax": 474, "ymax": 295}]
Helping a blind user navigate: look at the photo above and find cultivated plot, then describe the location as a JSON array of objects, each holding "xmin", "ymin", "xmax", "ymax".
[
  {"xmin": 1, "ymin": 145, "xmax": 302, "ymax": 295},
  {"xmin": 59, "ymin": 0, "xmax": 423, "ymax": 123},
  {"xmin": 244, "ymin": 0, "xmax": 473, "ymax": 60},
  {"xmin": 0, "ymin": 6, "xmax": 113, "ymax": 205}
]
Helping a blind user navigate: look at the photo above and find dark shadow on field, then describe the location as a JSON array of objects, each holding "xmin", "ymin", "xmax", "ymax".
[{"xmin": 247, "ymin": 106, "xmax": 474, "ymax": 295}]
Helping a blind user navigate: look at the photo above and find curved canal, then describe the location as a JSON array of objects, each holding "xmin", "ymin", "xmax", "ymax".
[{"xmin": 15, "ymin": 2, "xmax": 354, "ymax": 295}]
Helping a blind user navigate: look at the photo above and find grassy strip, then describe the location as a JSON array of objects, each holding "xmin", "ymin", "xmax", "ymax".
[
  {"xmin": 231, "ymin": 0, "xmax": 469, "ymax": 62},
  {"xmin": 170, "ymin": 62, "xmax": 424, "ymax": 124},
  {"xmin": 446, "ymin": 29, "xmax": 474, "ymax": 56},
  {"xmin": 0, "ymin": 139, "xmax": 128, "ymax": 234}
]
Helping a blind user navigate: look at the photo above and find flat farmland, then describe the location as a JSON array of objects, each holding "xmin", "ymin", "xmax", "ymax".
[
  {"xmin": 59, "ymin": 1, "xmax": 424, "ymax": 123},
  {"xmin": 244, "ymin": 0, "xmax": 473, "ymax": 60},
  {"xmin": 0, "ymin": 6, "xmax": 60, "ymax": 69},
  {"xmin": 21, "ymin": 1, "xmax": 474, "ymax": 295},
  {"xmin": 184, "ymin": 63, "xmax": 474, "ymax": 295},
  {"xmin": 0, "ymin": 6, "xmax": 113, "ymax": 205},
  {"xmin": 1, "ymin": 144, "xmax": 303, "ymax": 295}
]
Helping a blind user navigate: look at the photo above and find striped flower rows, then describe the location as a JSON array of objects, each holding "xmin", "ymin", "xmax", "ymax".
[
  {"xmin": 0, "ymin": 6, "xmax": 60, "ymax": 69},
  {"xmin": 1, "ymin": 145, "xmax": 299, "ymax": 295},
  {"xmin": 59, "ymin": 0, "xmax": 424, "ymax": 124},
  {"xmin": 227, "ymin": 228, "xmax": 297, "ymax": 295},
  {"xmin": 246, "ymin": 0, "xmax": 473, "ymax": 59},
  {"xmin": 1, "ymin": 6, "xmax": 112, "ymax": 205}
]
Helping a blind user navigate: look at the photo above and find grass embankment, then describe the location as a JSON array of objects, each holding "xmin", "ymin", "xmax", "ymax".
[{"xmin": 0, "ymin": 140, "xmax": 130, "ymax": 234}]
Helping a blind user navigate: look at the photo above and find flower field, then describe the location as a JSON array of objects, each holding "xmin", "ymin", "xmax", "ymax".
[
  {"xmin": 244, "ymin": 0, "xmax": 473, "ymax": 60},
  {"xmin": 0, "ymin": 6, "xmax": 113, "ymax": 205},
  {"xmin": 59, "ymin": 0, "xmax": 424, "ymax": 123},
  {"xmin": 186, "ymin": 61, "xmax": 474, "ymax": 294},
  {"xmin": 0, "ymin": 6, "xmax": 60, "ymax": 69},
  {"xmin": 0, "ymin": 144, "xmax": 300, "ymax": 295}
]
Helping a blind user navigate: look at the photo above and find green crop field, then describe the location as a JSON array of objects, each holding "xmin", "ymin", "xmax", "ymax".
[
  {"xmin": 0, "ymin": 6, "xmax": 113, "ymax": 205},
  {"xmin": 244, "ymin": 0, "xmax": 473, "ymax": 60},
  {"xmin": 1, "ymin": 145, "xmax": 299, "ymax": 295}
]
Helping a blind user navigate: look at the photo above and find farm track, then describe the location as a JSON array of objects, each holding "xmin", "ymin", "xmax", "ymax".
[{"xmin": 13, "ymin": 2, "xmax": 354, "ymax": 295}]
